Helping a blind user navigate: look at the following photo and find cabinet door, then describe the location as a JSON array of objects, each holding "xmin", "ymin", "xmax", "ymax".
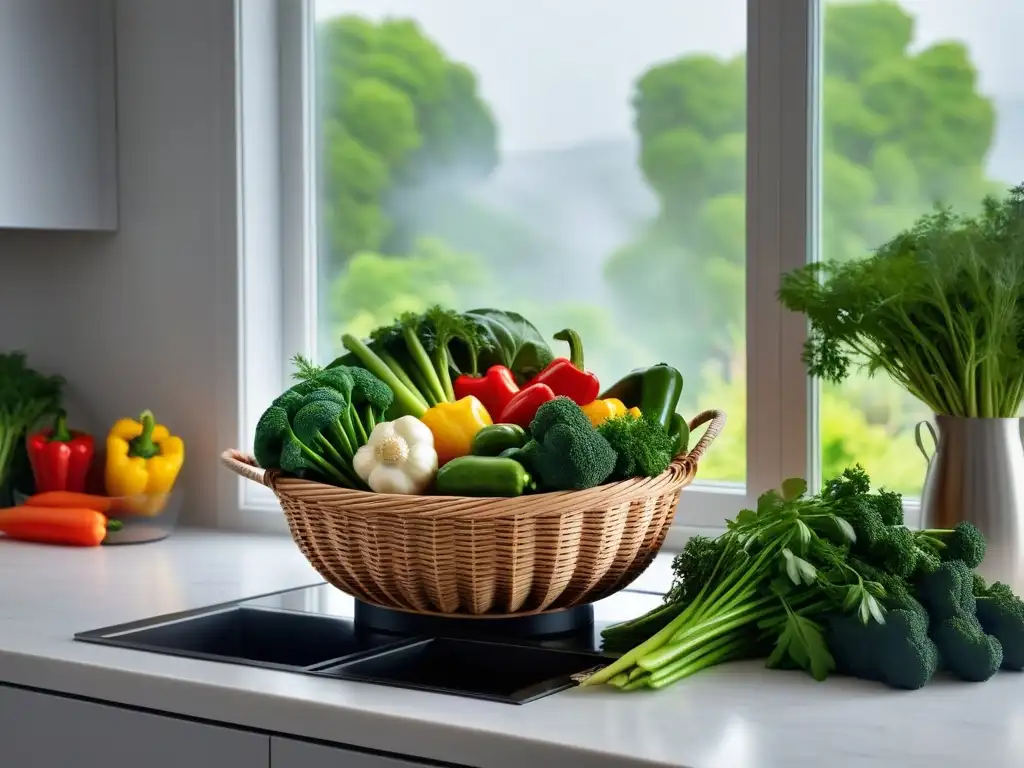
[
  {"xmin": 0, "ymin": 685, "xmax": 269, "ymax": 768},
  {"xmin": 0, "ymin": 0, "xmax": 117, "ymax": 229},
  {"xmin": 271, "ymin": 736, "xmax": 437, "ymax": 768}
]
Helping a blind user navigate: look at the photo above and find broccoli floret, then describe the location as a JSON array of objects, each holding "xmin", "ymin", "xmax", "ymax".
[
  {"xmin": 871, "ymin": 525, "xmax": 919, "ymax": 578},
  {"xmin": 339, "ymin": 364, "xmax": 395, "ymax": 413},
  {"xmin": 974, "ymin": 580, "xmax": 1024, "ymax": 671},
  {"xmin": 834, "ymin": 496, "xmax": 886, "ymax": 551},
  {"xmin": 596, "ymin": 413, "xmax": 674, "ymax": 480},
  {"xmin": 914, "ymin": 521, "xmax": 987, "ymax": 570},
  {"xmin": 914, "ymin": 560, "xmax": 1003, "ymax": 682},
  {"xmin": 524, "ymin": 397, "xmax": 617, "ymax": 490},
  {"xmin": 872, "ymin": 488, "xmax": 905, "ymax": 527},
  {"xmin": 824, "ymin": 604, "xmax": 938, "ymax": 690}
]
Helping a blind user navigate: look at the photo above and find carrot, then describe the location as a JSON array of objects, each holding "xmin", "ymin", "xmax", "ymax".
[
  {"xmin": 0, "ymin": 506, "xmax": 122, "ymax": 547},
  {"xmin": 24, "ymin": 491, "xmax": 114, "ymax": 513}
]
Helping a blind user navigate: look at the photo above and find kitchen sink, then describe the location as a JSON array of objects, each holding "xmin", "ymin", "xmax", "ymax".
[
  {"xmin": 76, "ymin": 604, "xmax": 412, "ymax": 671},
  {"xmin": 74, "ymin": 584, "xmax": 657, "ymax": 704}
]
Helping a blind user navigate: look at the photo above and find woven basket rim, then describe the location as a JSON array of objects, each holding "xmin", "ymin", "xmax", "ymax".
[{"xmin": 221, "ymin": 408, "xmax": 726, "ymax": 509}]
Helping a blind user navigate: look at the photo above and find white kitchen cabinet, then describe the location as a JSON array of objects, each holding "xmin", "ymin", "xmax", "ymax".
[
  {"xmin": 271, "ymin": 736, "xmax": 438, "ymax": 768},
  {"xmin": 0, "ymin": 0, "xmax": 117, "ymax": 230},
  {"xmin": 0, "ymin": 685, "xmax": 269, "ymax": 768}
]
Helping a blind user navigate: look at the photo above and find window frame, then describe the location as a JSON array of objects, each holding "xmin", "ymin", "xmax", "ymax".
[{"xmin": 231, "ymin": 0, "xmax": 921, "ymax": 540}]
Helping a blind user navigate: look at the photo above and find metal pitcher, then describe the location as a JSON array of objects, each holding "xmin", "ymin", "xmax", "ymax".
[{"xmin": 916, "ymin": 416, "xmax": 1024, "ymax": 591}]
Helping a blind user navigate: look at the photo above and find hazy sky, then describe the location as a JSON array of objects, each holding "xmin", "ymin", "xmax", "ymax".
[{"xmin": 315, "ymin": 0, "xmax": 1022, "ymax": 154}]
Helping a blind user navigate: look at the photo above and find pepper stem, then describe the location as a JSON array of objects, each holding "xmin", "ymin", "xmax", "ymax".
[
  {"xmin": 127, "ymin": 410, "xmax": 161, "ymax": 459},
  {"xmin": 553, "ymin": 329, "xmax": 586, "ymax": 371},
  {"xmin": 49, "ymin": 410, "xmax": 72, "ymax": 443}
]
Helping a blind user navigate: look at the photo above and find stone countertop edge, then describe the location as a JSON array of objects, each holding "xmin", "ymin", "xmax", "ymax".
[{"xmin": 0, "ymin": 527, "xmax": 1021, "ymax": 768}]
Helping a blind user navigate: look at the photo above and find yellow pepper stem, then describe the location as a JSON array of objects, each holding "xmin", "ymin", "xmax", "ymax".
[{"xmin": 128, "ymin": 410, "xmax": 161, "ymax": 459}]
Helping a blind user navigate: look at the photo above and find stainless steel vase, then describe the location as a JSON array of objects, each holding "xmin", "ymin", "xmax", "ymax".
[{"xmin": 917, "ymin": 416, "xmax": 1024, "ymax": 590}]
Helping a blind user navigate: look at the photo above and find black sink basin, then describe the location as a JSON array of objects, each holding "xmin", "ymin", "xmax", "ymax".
[
  {"xmin": 314, "ymin": 637, "xmax": 610, "ymax": 704},
  {"xmin": 77, "ymin": 606, "xmax": 410, "ymax": 670}
]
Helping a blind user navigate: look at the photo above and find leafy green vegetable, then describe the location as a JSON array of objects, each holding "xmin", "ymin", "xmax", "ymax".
[
  {"xmin": 778, "ymin": 184, "xmax": 1024, "ymax": 417},
  {"xmin": 450, "ymin": 308, "xmax": 554, "ymax": 385},
  {"xmin": 0, "ymin": 352, "xmax": 64, "ymax": 493}
]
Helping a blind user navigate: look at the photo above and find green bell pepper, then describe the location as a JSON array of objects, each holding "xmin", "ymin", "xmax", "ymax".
[
  {"xmin": 599, "ymin": 364, "xmax": 684, "ymax": 430},
  {"xmin": 668, "ymin": 412, "xmax": 690, "ymax": 457}
]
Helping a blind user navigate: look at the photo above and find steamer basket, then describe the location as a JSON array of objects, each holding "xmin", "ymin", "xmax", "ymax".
[{"xmin": 222, "ymin": 409, "xmax": 726, "ymax": 617}]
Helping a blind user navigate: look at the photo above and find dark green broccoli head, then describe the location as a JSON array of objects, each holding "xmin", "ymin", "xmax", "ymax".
[
  {"xmin": 914, "ymin": 560, "xmax": 1003, "ymax": 682},
  {"xmin": 529, "ymin": 422, "xmax": 617, "ymax": 491},
  {"xmin": 824, "ymin": 607, "xmax": 938, "ymax": 690},
  {"xmin": 914, "ymin": 559, "xmax": 976, "ymax": 622},
  {"xmin": 931, "ymin": 616, "xmax": 1003, "ymax": 682},
  {"xmin": 974, "ymin": 581, "xmax": 1024, "ymax": 670},
  {"xmin": 835, "ymin": 496, "xmax": 885, "ymax": 551},
  {"xmin": 872, "ymin": 526, "xmax": 919, "ymax": 578},
  {"xmin": 253, "ymin": 404, "xmax": 291, "ymax": 469},
  {"xmin": 337, "ymin": 365, "xmax": 394, "ymax": 412},
  {"xmin": 872, "ymin": 488, "xmax": 904, "ymax": 527},
  {"xmin": 915, "ymin": 521, "xmax": 987, "ymax": 570},
  {"xmin": 597, "ymin": 413, "xmax": 674, "ymax": 480},
  {"xmin": 529, "ymin": 396, "xmax": 592, "ymax": 441}
]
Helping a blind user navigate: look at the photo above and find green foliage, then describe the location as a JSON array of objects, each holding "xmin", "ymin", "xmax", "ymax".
[
  {"xmin": 779, "ymin": 187, "xmax": 1024, "ymax": 417},
  {"xmin": 317, "ymin": 16, "xmax": 498, "ymax": 263}
]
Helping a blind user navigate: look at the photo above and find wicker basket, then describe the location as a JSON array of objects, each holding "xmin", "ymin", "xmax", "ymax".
[{"xmin": 222, "ymin": 409, "xmax": 726, "ymax": 617}]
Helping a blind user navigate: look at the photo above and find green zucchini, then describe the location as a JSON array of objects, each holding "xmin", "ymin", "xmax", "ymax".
[
  {"xmin": 435, "ymin": 456, "xmax": 535, "ymax": 497},
  {"xmin": 470, "ymin": 423, "xmax": 528, "ymax": 457}
]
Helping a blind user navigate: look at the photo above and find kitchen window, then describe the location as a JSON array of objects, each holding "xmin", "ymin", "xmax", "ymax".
[{"xmin": 233, "ymin": 0, "xmax": 1024, "ymax": 539}]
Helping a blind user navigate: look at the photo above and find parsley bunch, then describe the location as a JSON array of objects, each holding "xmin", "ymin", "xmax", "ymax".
[{"xmin": 778, "ymin": 184, "xmax": 1024, "ymax": 417}]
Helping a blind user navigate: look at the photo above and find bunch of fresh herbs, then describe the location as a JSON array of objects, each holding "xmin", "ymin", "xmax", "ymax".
[
  {"xmin": 0, "ymin": 352, "xmax": 64, "ymax": 494},
  {"xmin": 778, "ymin": 184, "xmax": 1024, "ymax": 417}
]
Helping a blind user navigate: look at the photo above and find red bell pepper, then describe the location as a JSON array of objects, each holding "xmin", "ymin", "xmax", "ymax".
[
  {"xmin": 453, "ymin": 365, "xmax": 520, "ymax": 421},
  {"xmin": 529, "ymin": 328, "xmax": 600, "ymax": 405},
  {"xmin": 499, "ymin": 383, "xmax": 556, "ymax": 429},
  {"xmin": 26, "ymin": 411, "xmax": 95, "ymax": 494}
]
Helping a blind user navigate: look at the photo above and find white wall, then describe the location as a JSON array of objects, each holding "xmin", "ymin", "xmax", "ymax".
[{"xmin": 0, "ymin": 0, "xmax": 241, "ymax": 527}]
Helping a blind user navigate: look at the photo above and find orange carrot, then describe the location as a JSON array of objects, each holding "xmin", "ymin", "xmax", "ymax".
[
  {"xmin": 24, "ymin": 491, "xmax": 113, "ymax": 513},
  {"xmin": 0, "ymin": 506, "xmax": 121, "ymax": 547}
]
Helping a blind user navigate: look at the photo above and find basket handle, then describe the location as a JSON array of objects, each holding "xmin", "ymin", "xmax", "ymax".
[
  {"xmin": 684, "ymin": 410, "xmax": 727, "ymax": 465},
  {"xmin": 220, "ymin": 449, "xmax": 272, "ymax": 487}
]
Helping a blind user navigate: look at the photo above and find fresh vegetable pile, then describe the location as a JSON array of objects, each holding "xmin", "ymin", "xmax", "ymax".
[
  {"xmin": 254, "ymin": 307, "xmax": 694, "ymax": 497},
  {"xmin": 778, "ymin": 184, "xmax": 1024, "ymax": 417},
  {"xmin": 585, "ymin": 465, "xmax": 1024, "ymax": 692},
  {"xmin": 0, "ymin": 349, "xmax": 186, "ymax": 548}
]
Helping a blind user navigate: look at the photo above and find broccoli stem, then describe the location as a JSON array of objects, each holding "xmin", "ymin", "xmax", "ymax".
[
  {"xmin": 342, "ymin": 334, "xmax": 426, "ymax": 417},
  {"xmin": 296, "ymin": 440, "xmax": 351, "ymax": 486},
  {"xmin": 402, "ymin": 326, "xmax": 448, "ymax": 405},
  {"xmin": 379, "ymin": 350, "xmax": 428, "ymax": 409},
  {"xmin": 349, "ymin": 404, "xmax": 369, "ymax": 447},
  {"xmin": 313, "ymin": 435, "xmax": 363, "ymax": 488},
  {"xmin": 329, "ymin": 422, "xmax": 355, "ymax": 459},
  {"xmin": 361, "ymin": 404, "xmax": 376, "ymax": 434}
]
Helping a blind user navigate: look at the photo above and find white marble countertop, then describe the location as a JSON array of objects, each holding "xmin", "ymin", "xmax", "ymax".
[{"xmin": 0, "ymin": 528, "xmax": 1020, "ymax": 768}]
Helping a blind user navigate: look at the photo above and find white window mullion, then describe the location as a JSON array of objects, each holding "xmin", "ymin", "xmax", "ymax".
[{"xmin": 747, "ymin": 0, "xmax": 816, "ymax": 497}]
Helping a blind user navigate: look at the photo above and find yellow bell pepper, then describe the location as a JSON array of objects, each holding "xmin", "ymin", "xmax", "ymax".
[
  {"xmin": 105, "ymin": 410, "xmax": 185, "ymax": 499},
  {"xmin": 581, "ymin": 398, "xmax": 642, "ymax": 427},
  {"xmin": 419, "ymin": 396, "xmax": 492, "ymax": 466}
]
